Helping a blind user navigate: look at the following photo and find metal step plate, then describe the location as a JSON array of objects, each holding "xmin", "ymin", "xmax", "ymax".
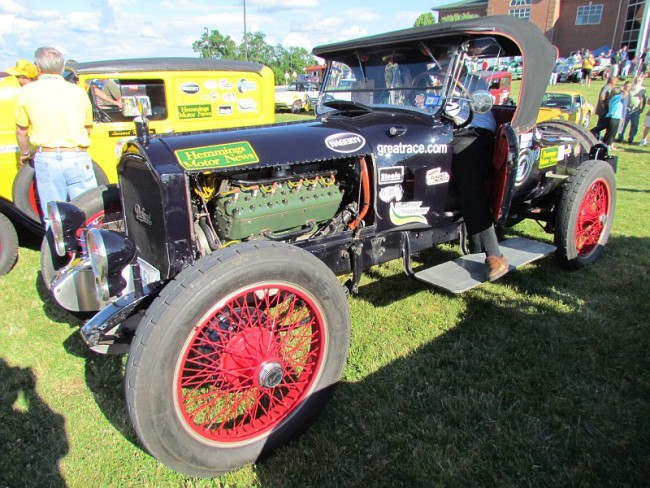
[{"xmin": 414, "ymin": 237, "xmax": 556, "ymax": 294}]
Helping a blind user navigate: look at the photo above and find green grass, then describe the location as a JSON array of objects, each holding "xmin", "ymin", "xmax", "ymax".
[{"xmin": 1, "ymin": 83, "xmax": 649, "ymax": 487}]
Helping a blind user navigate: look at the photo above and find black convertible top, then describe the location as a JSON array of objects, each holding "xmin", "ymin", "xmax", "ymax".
[
  {"xmin": 313, "ymin": 15, "xmax": 556, "ymax": 134},
  {"xmin": 67, "ymin": 57, "xmax": 265, "ymax": 75}
]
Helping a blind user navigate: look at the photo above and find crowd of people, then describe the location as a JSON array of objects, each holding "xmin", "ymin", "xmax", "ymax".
[{"xmin": 590, "ymin": 74, "xmax": 648, "ymax": 150}]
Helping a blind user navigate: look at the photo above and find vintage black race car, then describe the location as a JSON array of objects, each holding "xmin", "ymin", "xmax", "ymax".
[{"xmin": 43, "ymin": 16, "xmax": 616, "ymax": 477}]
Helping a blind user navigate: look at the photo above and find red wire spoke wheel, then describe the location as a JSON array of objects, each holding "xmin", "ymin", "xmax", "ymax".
[
  {"xmin": 575, "ymin": 177, "xmax": 610, "ymax": 257},
  {"xmin": 175, "ymin": 283, "xmax": 326, "ymax": 443},
  {"xmin": 126, "ymin": 242, "xmax": 350, "ymax": 478},
  {"xmin": 554, "ymin": 160, "xmax": 616, "ymax": 269}
]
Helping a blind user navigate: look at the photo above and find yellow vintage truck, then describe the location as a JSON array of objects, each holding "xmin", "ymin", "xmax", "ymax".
[{"xmin": 0, "ymin": 57, "xmax": 275, "ymax": 274}]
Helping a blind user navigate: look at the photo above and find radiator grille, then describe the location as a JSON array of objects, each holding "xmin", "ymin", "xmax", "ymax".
[{"xmin": 120, "ymin": 157, "xmax": 170, "ymax": 277}]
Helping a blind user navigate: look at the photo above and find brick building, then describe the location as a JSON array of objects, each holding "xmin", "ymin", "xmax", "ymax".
[{"xmin": 433, "ymin": 0, "xmax": 650, "ymax": 58}]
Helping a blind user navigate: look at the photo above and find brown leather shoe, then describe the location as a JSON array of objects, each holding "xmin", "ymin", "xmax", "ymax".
[{"xmin": 485, "ymin": 255, "xmax": 508, "ymax": 282}]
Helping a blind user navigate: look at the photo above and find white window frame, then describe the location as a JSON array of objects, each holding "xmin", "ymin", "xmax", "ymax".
[
  {"xmin": 576, "ymin": 4, "xmax": 603, "ymax": 25},
  {"xmin": 509, "ymin": 7, "xmax": 531, "ymax": 19},
  {"xmin": 509, "ymin": 0, "xmax": 531, "ymax": 6}
]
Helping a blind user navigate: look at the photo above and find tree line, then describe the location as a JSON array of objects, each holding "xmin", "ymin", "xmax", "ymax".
[{"xmin": 193, "ymin": 12, "xmax": 478, "ymax": 85}]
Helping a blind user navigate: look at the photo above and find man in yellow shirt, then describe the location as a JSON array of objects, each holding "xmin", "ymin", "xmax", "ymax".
[{"xmin": 14, "ymin": 46, "xmax": 96, "ymax": 228}]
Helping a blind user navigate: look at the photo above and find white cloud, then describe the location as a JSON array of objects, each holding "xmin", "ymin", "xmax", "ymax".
[{"xmin": 251, "ymin": 0, "xmax": 319, "ymax": 13}]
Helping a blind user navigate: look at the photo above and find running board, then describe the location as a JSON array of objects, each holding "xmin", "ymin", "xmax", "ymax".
[{"xmin": 414, "ymin": 237, "xmax": 556, "ymax": 294}]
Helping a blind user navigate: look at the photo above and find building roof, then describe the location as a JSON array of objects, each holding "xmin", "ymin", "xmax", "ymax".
[{"xmin": 434, "ymin": 0, "xmax": 488, "ymax": 12}]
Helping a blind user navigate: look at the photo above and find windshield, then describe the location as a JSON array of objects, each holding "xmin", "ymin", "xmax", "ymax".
[
  {"xmin": 316, "ymin": 44, "xmax": 456, "ymax": 116},
  {"xmin": 315, "ymin": 39, "xmax": 509, "ymax": 117}
]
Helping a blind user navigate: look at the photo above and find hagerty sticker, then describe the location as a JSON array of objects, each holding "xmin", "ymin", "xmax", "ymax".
[
  {"xmin": 325, "ymin": 132, "xmax": 366, "ymax": 153},
  {"xmin": 175, "ymin": 141, "xmax": 259, "ymax": 170}
]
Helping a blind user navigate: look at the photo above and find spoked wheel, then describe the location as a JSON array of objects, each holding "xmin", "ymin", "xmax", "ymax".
[
  {"xmin": 40, "ymin": 184, "xmax": 123, "ymax": 292},
  {"xmin": 126, "ymin": 242, "xmax": 351, "ymax": 478},
  {"xmin": 0, "ymin": 213, "xmax": 19, "ymax": 276},
  {"xmin": 554, "ymin": 160, "xmax": 616, "ymax": 269}
]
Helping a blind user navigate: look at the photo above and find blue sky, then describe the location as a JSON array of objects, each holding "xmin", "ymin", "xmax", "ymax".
[{"xmin": 0, "ymin": 0, "xmax": 448, "ymax": 69}]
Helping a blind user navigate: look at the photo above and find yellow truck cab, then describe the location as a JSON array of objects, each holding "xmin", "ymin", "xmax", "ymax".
[{"xmin": 0, "ymin": 58, "xmax": 274, "ymax": 274}]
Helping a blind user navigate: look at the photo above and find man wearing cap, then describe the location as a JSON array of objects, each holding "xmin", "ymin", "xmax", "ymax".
[
  {"xmin": 14, "ymin": 46, "xmax": 96, "ymax": 228},
  {"xmin": 6, "ymin": 59, "xmax": 38, "ymax": 86}
]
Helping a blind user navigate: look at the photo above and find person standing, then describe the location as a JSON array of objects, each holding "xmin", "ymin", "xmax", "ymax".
[
  {"xmin": 14, "ymin": 47, "xmax": 97, "ymax": 228},
  {"xmin": 617, "ymin": 76, "xmax": 647, "ymax": 143},
  {"xmin": 590, "ymin": 76, "xmax": 620, "ymax": 140},
  {"xmin": 581, "ymin": 53, "xmax": 595, "ymax": 86},
  {"xmin": 603, "ymin": 84, "xmax": 628, "ymax": 150},
  {"xmin": 639, "ymin": 104, "xmax": 650, "ymax": 146},
  {"xmin": 5, "ymin": 60, "xmax": 38, "ymax": 87}
]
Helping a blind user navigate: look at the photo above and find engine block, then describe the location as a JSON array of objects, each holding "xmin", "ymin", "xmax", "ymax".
[{"xmin": 214, "ymin": 175, "xmax": 344, "ymax": 241}]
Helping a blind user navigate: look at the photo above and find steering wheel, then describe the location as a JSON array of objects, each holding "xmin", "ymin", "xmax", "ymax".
[{"xmin": 411, "ymin": 69, "xmax": 473, "ymax": 127}]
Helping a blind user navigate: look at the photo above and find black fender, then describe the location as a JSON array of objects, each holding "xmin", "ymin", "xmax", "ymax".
[{"xmin": 0, "ymin": 197, "xmax": 44, "ymax": 237}]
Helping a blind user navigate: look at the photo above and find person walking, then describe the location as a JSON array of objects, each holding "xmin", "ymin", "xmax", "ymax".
[
  {"xmin": 581, "ymin": 54, "xmax": 595, "ymax": 86},
  {"xmin": 14, "ymin": 47, "xmax": 97, "ymax": 228},
  {"xmin": 617, "ymin": 76, "xmax": 647, "ymax": 144}
]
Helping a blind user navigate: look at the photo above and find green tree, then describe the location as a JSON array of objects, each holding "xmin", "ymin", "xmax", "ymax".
[
  {"xmin": 414, "ymin": 12, "xmax": 436, "ymax": 26},
  {"xmin": 440, "ymin": 13, "xmax": 480, "ymax": 22},
  {"xmin": 192, "ymin": 29, "xmax": 238, "ymax": 60}
]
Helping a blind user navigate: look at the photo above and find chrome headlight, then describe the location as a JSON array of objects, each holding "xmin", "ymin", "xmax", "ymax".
[
  {"xmin": 87, "ymin": 228, "xmax": 136, "ymax": 301},
  {"xmin": 47, "ymin": 201, "xmax": 86, "ymax": 257}
]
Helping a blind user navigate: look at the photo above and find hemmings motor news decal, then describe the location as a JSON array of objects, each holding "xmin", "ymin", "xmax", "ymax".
[
  {"xmin": 175, "ymin": 141, "xmax": 259, "ymax": 170},
  {"xmin": 378, "ymin": 166, "xmax": 404, "ymax": 185},
  {"xmin": 390, "ymin": 201, "xmax": 429, "ymax": 226},
  {"xmin": 325, "ymin": 132, "xmax": 366, "ymax": 153}
]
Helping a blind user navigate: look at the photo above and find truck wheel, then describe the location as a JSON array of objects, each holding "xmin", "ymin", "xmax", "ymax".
[
  {"xmin": 125, "ymin": 242, "xmax": 351, "ymax": 478},
  {"xmin": 554, "ymin": 160, "xmax": 616, "ymax": 270},
  {"xmin": 0, "ymin": 213, "xmax": 19, "ymax": 276},
  {"xmin": 13, "ymin": 161, "xmax": 110, "ymax": 223},
  {"xmin": 40, "ymin": 184, "xmax": 122, "ymax": 291},
  {"xmin": 291, "ymin": 100, "xmax": 302, "ymax": 113}
]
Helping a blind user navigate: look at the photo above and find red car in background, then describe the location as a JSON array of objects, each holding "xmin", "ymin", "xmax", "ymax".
[{"xmin": 476, "ymin": 70, "xmax": 514, "ymax": 105}]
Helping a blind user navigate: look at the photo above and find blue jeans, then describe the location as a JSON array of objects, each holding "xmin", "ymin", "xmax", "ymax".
[
  {"xmin": 620, "ymin": 110, "xmax": 641, "ymax": 142},
  {"xmin": 34, "ymin": 150, "xmax": 97, "ymax": 227}
]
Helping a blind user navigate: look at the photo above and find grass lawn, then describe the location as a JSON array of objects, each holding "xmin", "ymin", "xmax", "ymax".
[{"xmin": 1, "ymin": 81, "xmax": 649, "ymax": 487}]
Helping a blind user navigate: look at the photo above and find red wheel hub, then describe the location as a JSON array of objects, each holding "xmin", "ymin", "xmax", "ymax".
[
  {"xmin": 576, "ymin": 178, "xmax": 610, "ymax": 256},
  {"xmin": 176, "ymin": 285, "xmax": 325, "ymax": 443}
]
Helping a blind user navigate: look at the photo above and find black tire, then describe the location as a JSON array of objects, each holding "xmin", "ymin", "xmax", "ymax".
[
  {"xmin": 125, "ymin": 242, "xmax": 351, "ymax": 478},
  {"xmin": 554, "ymin": 160, "xmax": 616, "ymax": 270},
  {"xmin": 12, "ymin": 160, "xmax": 110, "ymax": 223},
  {"xmin": 0, "ymin": 213, "xmax": 19, "ymax": 276},
  {"xmin": 40, "ymin": 184, "xmax": 122, "ymax": 291},
  {"xmin": 290, "ymin": 100, "xmax": 302, "ymax": 113}
]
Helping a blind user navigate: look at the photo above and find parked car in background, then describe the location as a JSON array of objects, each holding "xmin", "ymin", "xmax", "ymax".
[
  {"xmin": 1, "ymin": 58, "xmax": 274, "ymax": 276},
  {"xmin": 477, "ymin": 70, "xmax": 513, "ymax": 105},
  {"xmin": 557, "ymin": 58, "xmax": 582, "ymax": 83},
  {"xmin": 537, "ymin": 90, "xmax": 594, "ymax": 128},
  {"xmin": 274, "ymin": 81, "xmax": 319, "ymax": 113}
]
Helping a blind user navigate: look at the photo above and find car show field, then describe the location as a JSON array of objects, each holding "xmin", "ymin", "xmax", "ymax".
[{"xmin": 1, "ymin": 17, "xmax": 649, "ymax": 485}]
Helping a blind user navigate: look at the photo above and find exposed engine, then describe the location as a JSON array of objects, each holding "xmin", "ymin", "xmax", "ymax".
[{"xmin": 188, "ymin": 157, "xmax": 365, "ymax": 257}]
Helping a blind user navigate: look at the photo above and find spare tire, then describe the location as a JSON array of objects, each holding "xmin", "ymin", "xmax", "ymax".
[{"xmin": 12, "ymin": 160, "xmax": 110, "ymax": 223}]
